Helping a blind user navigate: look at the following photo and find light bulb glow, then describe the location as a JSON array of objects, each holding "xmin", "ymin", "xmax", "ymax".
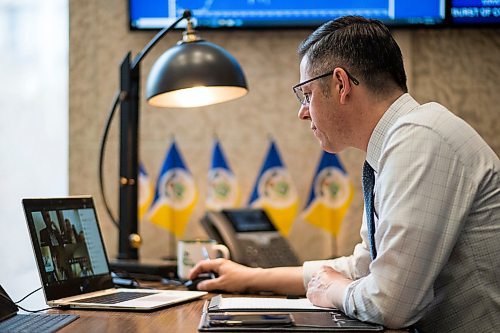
[{"xmin": 148, "ymin": 86, "xmax": 247, "ymax": 108}]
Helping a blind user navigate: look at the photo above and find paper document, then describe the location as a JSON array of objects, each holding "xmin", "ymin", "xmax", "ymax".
[{"xmin": 214, "ymin": 295, "xmax": 335, "ymax": 311}]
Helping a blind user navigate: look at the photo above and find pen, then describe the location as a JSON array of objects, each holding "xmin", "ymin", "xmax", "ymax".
[{"xmin": 201, "ymin": 246, "xmax": 216, "ymax": 279}]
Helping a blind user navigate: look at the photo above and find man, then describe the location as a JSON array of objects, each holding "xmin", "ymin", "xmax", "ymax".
[
  {"xmin": 189, "ymin": 16, "xmax": 500, "ymax": 331},
  {"xmin": 39, "ymin": 211, "xmax": 64, "ymax": 247},
  {"xmin": 39, "ymin": 211, "xmax": 67, "ymax": 281}
]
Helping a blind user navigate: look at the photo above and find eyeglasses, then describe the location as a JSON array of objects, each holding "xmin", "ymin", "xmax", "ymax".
[{"xmin": 292, "ymin": 68, "xmax": 360, "ymax": 106}]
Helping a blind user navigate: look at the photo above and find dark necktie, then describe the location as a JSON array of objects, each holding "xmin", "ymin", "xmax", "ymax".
[{"xmin": 362, "ymin": 161, "xmax": 377, "ymax": 260}]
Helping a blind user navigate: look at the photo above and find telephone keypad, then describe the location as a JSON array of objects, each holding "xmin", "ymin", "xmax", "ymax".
[{"xmin": 240, "ymin": 238, "xmax": 300, "ymax": 268}]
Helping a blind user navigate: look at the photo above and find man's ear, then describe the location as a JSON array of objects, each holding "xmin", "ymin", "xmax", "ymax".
[{"xmin": 334, "ymin": 68, "xmax": 352, "ymax": 104}]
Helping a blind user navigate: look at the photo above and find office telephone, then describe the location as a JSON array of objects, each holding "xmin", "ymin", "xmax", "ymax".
[{"xmin": 201, "ymin": 209, "xmax": 300, "ymax": 268}]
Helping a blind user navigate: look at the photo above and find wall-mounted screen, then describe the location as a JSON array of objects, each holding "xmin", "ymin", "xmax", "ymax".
[
  {"xmin": 129, "ymin": 0, "xmax": 446, "ymax": 30},
  {"xmin": 450, "ymin": 0, "xmax": 500, "ymax": 25}
]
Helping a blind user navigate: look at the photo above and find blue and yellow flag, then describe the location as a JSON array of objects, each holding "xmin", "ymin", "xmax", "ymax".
[
  {"xmin": 148, "ymin": 140, "xmax": 198, "ymax": 237},
  {"xmin": 248, "ymin": 140, "xmax": 298, "ymax": 236},
  {"xmin": 302, "ymin": 151, "xmax": 353, "ymax": 237},
  {"xmin": 138, "ymin": 162, "xmax": 154, "ymax": 221},
  {"xmin": 206, "ymin": 139, "xmax": 240, "ymax": 211}
]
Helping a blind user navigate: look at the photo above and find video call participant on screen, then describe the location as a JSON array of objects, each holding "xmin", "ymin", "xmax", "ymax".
[
  {"xmin": 39, "ymin": 211, "xmax": 72, "ymax": 281},
  {"xmin": 39, "ymin": 211, "xmax": 64, "ymax": 247},
  {"xmin": 189, "ymin": 16, "xmax": 500, "ymax": 332}
]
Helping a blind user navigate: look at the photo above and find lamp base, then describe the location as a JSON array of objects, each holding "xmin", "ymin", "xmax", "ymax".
[{"xmin": 109, "ymin": 258, "xmax": 177, "ymax": 280}]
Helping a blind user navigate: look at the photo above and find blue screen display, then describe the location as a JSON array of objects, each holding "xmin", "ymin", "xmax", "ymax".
[
  {"xmin": 129, "ymin": 0, "xmax": 446, "ymax": 29},
  {"xmin": 450, "ymin": 0, "xmax": 500, "ymax": 24}
]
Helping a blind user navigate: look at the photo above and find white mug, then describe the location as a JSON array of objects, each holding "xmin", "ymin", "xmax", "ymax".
[{"xmin": 177, "ymin": 239, "xmax": 230, "ymax": 280}]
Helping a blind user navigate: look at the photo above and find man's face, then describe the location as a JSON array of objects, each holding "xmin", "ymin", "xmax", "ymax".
[
  {"xmin": 43, "ymin": 212, "xmax": 52, "ymax": 226},
  {"xmin": 297, "ymin": 57, "xmax": 352, "ymax": 153}
]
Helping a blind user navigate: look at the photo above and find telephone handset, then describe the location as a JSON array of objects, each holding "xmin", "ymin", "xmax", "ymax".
[{"xmin": 201, "ymin": 209, "xmax": 300, "ymax": 268}]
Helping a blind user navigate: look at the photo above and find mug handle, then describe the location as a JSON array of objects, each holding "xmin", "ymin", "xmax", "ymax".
[{"xmin": 213, "ymin": 244, "xmax": 230, "ymax": 259}]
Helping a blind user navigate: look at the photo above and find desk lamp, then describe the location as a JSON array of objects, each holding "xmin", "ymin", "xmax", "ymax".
[{"xmin": 99, "ymin": 10, "xmax": 247, "ymax": 276}]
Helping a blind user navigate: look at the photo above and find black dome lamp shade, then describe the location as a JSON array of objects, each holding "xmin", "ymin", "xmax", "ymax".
[{"xmin": 146, "ymin": 23, "xmax": 248, "ymax": 108}]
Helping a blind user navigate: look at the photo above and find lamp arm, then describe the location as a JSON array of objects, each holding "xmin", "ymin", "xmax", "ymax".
[
  {"xmin": 98, "ymin": 10, "xmax": 190, "ymax": 230},
  {"xmin": 98, "ymin": 89, "xmax": 121, "ymax": 227},
  {"xmin": 130, "ymin": 10, "xmax": 191, "ymax": 70}
]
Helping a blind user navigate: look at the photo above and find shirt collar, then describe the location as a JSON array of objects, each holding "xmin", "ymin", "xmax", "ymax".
[{"xmin": 366, "ymin": 93, "xmax": 420, "ymax": 172}]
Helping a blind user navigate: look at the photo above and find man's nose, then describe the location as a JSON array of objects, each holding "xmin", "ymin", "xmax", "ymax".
[{"xmin": 298, "ymin": 104, "xmax": 310, "ymax": 120}]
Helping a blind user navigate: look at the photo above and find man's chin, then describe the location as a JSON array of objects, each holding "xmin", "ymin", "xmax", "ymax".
[
  {"xmin": 314, "ymin": 133, "xmax": 343, "ymax": 153},
  {"xmin": 319, "ymin": 141, "xmax": 342, "ymax": 154},
  {"xmin": 323, "ymin": 147, "xmax": 339, "ymax": 154}
]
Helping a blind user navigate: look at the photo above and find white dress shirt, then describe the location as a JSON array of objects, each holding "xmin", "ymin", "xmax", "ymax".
[{"xmin": 303, "ymin": 93, "xmax": 500, "ymax": 332}]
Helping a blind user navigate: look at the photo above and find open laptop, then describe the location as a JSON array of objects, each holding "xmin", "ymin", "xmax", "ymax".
[
  {"xmin": 0, "ymin": 284, "xmax": 78, "ymax": 332},
  {"xmin": 22, "ymin": 196, "xmax": 206, "ymax": 311}
]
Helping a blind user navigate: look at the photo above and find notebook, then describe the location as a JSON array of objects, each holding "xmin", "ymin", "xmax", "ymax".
[
  {"xmin": 199, "ymin": 296, "xmax": 384, "ymax": 331},
  {"xmin": 0, "ymin": 284, "xmax": 78, "ymax": 332},
  {"xmin": 22, "ymin": 196, "xmax": 206, "ymax": 311}
]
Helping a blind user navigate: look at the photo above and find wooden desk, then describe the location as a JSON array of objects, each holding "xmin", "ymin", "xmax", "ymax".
[
  {"xmin": 50, "ymin": 285, "xmax": 407, "ymax": 332},
  {"xmin": 53, "ymin": 294, "xmax": 211, "ymax": 332}
]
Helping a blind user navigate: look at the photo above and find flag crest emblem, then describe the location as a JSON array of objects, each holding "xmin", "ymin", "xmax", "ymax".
[
  {"xmin": 256, "ymin": 167, "xmax": 297, "ymax": 208},
  {"xmin": 313, "ymin": 168, "xmax": 351, "ymax": 208},
  {"xmin": 206, "ymin": 139, "xmax": 240, "ymax": 210},
  {"xmin": 158, "ymin": 169, "xmax": 196, "ymax": 209},
  {"xmin": 207, "ymin": 168, "xmax": 239, "ymax": 209},
  {"xmin": 249, "ymin": 140, "xmax": 298, "ymax": 236},
  {"xmin": 148, "ymin": 140, "xmax": 197, "ymax": 237},
  {"xmin": 303, "ymin": 152, "xmax": 353, "ymax": 237}
]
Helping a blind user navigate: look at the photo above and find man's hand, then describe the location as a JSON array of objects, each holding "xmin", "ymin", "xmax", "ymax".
[
  {"xmin": 306, "ymin": 266, "xmax": 352, "ymax": 309},
  {"xmin": 188, "ymin": 258, "xmax": 259, "ymax": 293}
]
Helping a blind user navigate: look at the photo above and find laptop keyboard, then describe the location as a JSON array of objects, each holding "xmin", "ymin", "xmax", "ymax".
[
  {"xmin": 0, "ymin": 313, "xmax": 79, "ymax": 333},
  {"xmin": 77, "ymin": 291, "xmax": 158, "ymax": 304}
]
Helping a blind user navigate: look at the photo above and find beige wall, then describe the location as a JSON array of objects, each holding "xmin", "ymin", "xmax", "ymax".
[{"xmin": 69, "ymin": 0, "xmax": 500, "ymax": 262}]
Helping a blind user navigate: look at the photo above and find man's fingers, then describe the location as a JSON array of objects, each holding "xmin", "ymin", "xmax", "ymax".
[
  {"xmin": 187, "ymin": 261, "xmax": 213, "ymax": 279},
  {"xmin": 196, "ymin": 277, "xmax": 221, "ymax": 291},
  {"xmin": 188, "ymin": 258, "xmax": 223, "ymax": 280},
  {"xmin": 320, "ymin": 265, "xmax": 335, "ymax": 274},
  {"xmin": 306, "ymin": 286, "xmax": 319, "ymax": 305}
]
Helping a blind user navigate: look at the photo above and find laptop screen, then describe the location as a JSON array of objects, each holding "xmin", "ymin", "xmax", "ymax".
[{"xmin": 23, "ymin": 197, "xmax": 114, "ymax": 301}]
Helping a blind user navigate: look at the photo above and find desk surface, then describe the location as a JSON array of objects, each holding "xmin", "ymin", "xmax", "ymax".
[
  {"xmin": 53, "ymin": 294, "xmax": 210, "ymax": 332},
  {"xmin": 50, "ymin": 284, "xmax": 407, "ymax": 333}
]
